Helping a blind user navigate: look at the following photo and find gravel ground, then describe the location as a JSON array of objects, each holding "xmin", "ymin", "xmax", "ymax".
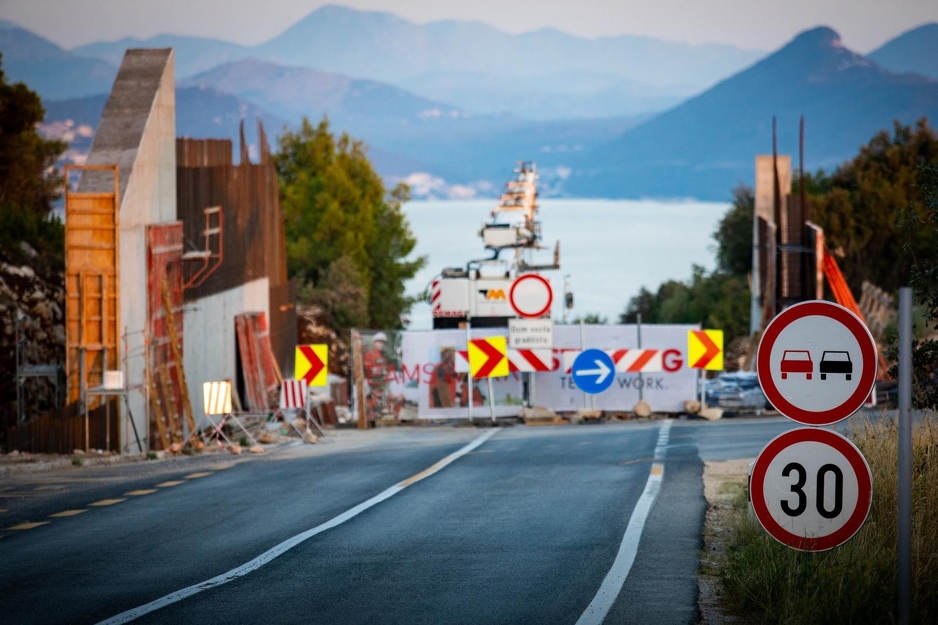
[{"xmin": 697, "ymin": 458, "xmax": 754, "ymax": 625}]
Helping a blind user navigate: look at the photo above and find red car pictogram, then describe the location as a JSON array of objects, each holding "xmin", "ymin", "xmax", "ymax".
[{"xmin": 780, "ymin": 349, "xmax": 813, "ymax": 380}]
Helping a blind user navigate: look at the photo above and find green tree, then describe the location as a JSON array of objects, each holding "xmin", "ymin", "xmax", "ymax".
[
  {"xmin": 810, "ymin": 119, "xmax": 938, "ymax": 294},
  {"xmin": 573, "ymin": 313, "xmax": 608, "ymax": 324},
  {"xmin": 0, "ymin": 53, "xmax": 66, "ymax": 214},
  {"xmin": 274, "ymin": 117, "xmax": 426, "ymax": 330},
  {"xmin": 714, "ymin": 185, "xmax": 754, "ymax": 276},
  {"xmin": 0, "ymin": 53, "xmax": 66, "ymax": 269},
  {"xmin": 890, "ymin": 163, "xmax": 938, "ymax": 407}
]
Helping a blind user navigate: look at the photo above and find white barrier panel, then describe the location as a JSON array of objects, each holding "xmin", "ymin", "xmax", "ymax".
[
  {"xmin": 280, "ymin": 379, "xmax": 307, "ymax": 410},
  {"xmin": 394, "ymin": 324, "xmax": 699, "ymax": 418}
]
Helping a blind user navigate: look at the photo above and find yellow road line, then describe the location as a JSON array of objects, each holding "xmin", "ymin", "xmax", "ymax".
[
  {"xmin": 156, "ymin": 481, "xmax": 184, "ymax": 487},
  {"xmin": 49, "ymin": 509, "xmax": 87, "ymax": 518},
  {"xmin": 397, "ymin": 459, "xmax": 449, "ymax": 487},
  {"xmin": 650, "ymin": 462, "xmax": 664, "ymax": 476},
  {"xmin": 125, "ymin": 489, "xmax": 158, "ymax": 496},
  {"xmin": 7, "ymin": 521, "xmax": 49, "ymax": 530},
  {"xmin": 89, "ymin": 498, "xmax": 126, "ymax": 506},
  {"xmin": 184, "ymin": 472, "xmax": 213, "ymax": 479}
]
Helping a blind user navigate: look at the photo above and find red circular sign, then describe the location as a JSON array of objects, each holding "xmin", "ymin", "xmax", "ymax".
[
  {"xmin": 750, "ymin": 427, "xmax": 872, "ymax": 551},
  {"xmin": 757, "ymin": 301, "xmax": 876, "ymax": 426},
  {"xmin": 509, "ymin": 274, "xmax": 553, "ymax": 318}
]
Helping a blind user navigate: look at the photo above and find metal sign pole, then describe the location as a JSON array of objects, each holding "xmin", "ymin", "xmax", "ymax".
[
  {"xmin": 488, "ymin": 377, "xmax": 497, "ymax": 423},
  {"xmin": 898, "ymin": 287, "xmax": 912, "ymax": 625},
  {"xmin": 466, "ymin": 319, "xmax": 473, "ymax": 422},
  {"xmin": 637, "ymin": 313, "xmax": 644, "ymax": 402},
  {"xmin": 580, "ymin": 320, "xmax": 589, "ymax": 409}
]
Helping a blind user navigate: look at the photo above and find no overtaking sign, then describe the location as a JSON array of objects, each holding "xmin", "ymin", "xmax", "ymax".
[{"xmin": 757, "ymin": 300, "xmax": 877, "ymax": 426}]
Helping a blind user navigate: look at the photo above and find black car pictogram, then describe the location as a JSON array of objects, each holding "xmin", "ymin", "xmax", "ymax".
[{"xmin": 820, "ymin": 350, "xmax": 852, "ymax": 381}]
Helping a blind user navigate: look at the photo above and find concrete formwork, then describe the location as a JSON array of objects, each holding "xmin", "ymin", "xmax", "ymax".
[{"xmin": 75, "ymin": 49, "xmax": 177, "ymax": 451}]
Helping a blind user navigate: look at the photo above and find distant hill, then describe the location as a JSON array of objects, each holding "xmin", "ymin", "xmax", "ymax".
[
  {"xmin": 179, "ymin": 59, "xmax": 462, "ymax": 123},
  {"xmin": 0, "ymin": 21, "xmax": 117, "ymax": 100},
  {"xmin": 68, "ymin": 4, "xmax": 762, "ymax": 120},
  {"xmin": 73, "ymin": 34, "xmax": 251, "ymax": 78},
  {"xmin": 868, "ymin": 23, "xmax": 938, "ymax": 80},
  {"xmin": 566, "ymin": 27, "xmax": 938, "ymax": 200}
]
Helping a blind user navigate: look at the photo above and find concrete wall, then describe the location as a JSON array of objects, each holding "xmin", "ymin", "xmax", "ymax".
[
  {"xmin": 183, "ymin": 278, "xmax": 269, "ymax": 428},
  {"xmin": 119, "ymin": 52, "xmax": 177, "ymax": 450}
]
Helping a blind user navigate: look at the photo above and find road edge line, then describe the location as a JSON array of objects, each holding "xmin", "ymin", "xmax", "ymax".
[
  {"xmin": 97, "ymin": 428, "xmax": 499, "ymax": 625},
  {"xmin": 575, "ymin": 419, "xmax": 672, "ymax": 625}
]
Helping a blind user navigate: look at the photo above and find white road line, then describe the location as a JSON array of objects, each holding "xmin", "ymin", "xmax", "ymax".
[
  {"xmin": 576, "ymin": 419, "xmax": 672, "ymax": 625},
  {"xmin": 98, "ymin": 429, "xmax": 499, "ymax": 625}
]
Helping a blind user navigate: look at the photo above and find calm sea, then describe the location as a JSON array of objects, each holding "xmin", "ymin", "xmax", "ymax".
[{"xmin": 401, "ymin": 199, "xmax": 731, "ymax": 330}]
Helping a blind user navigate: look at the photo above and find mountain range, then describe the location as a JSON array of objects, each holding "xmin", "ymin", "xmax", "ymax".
[
  {"xmin": 1, "ymin": 7, "xmax": 937, "ymax": 200},
  {"xmin": 568, "ymin": 26, "xmax": 938, "ymax": 199},
  {"xmin": 67, "ymin": 5, "xmax": 764, "ymax": 120}
]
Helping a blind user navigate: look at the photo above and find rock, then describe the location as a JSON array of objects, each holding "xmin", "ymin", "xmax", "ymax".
[
  {"xmin": 31, "ymin": 300, "xmax": 53, "ymax": 322},
  {"xmin": 248, "ymin": 445, "xmax": 265, "ymax": 454},
  {"xmin": 257, "ymin": 431, "xmax": 277, "ymax": 444},
  {"xmin": 633, "ymin": 400, "xmax": 653, "ymax": 418},
  {"xmin": 700, "ymin": 407, "xmax": 724, "ymax": 421},
  {"xmin": 303, "ymin": 430, "xmax": 318, "ymax": 444},
  {"xmin": 228, "ymin": 445, "xmax": 243, "ymax": 455},
  {"xmin": 72, "ymin": 449, "xmax": 85, "ymax": 456},
  {"xmin": 19, "ymin": 242, "xmax": 38, "ymax": 258}
]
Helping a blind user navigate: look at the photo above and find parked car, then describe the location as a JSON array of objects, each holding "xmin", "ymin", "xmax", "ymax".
[{"xmin": 705, "ymin": 372, "xmax": 770, "ymax": 414}]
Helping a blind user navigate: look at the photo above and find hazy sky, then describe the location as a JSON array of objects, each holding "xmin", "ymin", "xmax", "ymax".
[{"xmin": 2, "ymin": 0, "xmax": 936, "ymax": 53}]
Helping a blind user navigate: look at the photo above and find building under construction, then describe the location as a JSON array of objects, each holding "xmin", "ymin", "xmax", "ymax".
[{"xmin": 8, "ymin": 48, "xmax": 295, "ymax": 453}]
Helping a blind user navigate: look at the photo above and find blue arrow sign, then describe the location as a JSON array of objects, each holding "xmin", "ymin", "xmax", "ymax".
[{"xmin": 572, "ymin": 348, "xmax": 615, "ymax": 394}]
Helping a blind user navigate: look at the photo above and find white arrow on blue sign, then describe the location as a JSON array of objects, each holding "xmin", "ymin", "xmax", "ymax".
[{"xmin": 572, "ymin": 348, "xmax": 616, "ymax": 394}]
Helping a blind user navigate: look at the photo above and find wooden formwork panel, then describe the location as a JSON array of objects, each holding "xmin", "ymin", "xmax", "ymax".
[{"xmin": 64, "ymin": 165, "xmax": 120, "ymax": 408}]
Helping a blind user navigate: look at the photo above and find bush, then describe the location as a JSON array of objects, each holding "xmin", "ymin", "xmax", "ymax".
[{"xmin": 719, "ymin": 414, "xmax": 938, "ymax": 624}]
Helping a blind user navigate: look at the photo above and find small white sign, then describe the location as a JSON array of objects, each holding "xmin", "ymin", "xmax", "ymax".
[{"xmin": 509, "ymin": 318, "xmax": 554, "ymax": 349}]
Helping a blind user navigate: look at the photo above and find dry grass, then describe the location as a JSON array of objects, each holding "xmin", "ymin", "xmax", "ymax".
[{"xmin": 718, "ymin": 413, "xmax": 938, "ymax": 624}]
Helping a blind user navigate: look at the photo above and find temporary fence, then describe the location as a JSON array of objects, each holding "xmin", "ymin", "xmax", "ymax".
[{"xmin": 352, "ymin": 324, "xmax": 700, "ymax": 421}]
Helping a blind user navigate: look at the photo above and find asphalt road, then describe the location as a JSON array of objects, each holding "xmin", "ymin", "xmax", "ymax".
[{"xmin": 0, "ymin": 417, "xmax": 804, "ymax": 624}]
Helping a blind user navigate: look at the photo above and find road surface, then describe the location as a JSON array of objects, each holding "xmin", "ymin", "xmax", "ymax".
[{"xmin": 0, "ymin": 417, "xmax": 803, "ymax": 624}]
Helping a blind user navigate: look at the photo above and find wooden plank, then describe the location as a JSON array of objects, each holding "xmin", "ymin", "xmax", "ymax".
[
  {"xmin": 162, "ymin": 276, "xmax": 195, "ymax": 436},
  {"xmin": 158, "ymin": 365, "xmax": 182, "ymax": 444}
]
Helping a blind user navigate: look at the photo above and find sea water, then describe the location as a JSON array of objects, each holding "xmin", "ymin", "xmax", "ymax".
[{"xmin": 401, "ymin": 198, "xmax": 731, "ymax": 330}]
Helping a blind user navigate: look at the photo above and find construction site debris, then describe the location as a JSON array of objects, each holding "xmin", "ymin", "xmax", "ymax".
[{"xmin": 632, "ymin": 400, "xmax": 652, "ymax": 418}]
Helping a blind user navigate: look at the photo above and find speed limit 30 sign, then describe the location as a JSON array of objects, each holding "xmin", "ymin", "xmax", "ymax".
[{"xmin": 751, "ymin": 427, "xmax": 872, "ymax": 551}]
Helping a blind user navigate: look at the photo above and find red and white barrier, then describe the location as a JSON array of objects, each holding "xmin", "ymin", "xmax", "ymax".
[
  {"xmin": 455, "ymin": 348, "xmax": 558, "ymax": 374},
  {"xmin": 280, "ymin": 378, "xmax": 307, "ymax": 410},
  {"xmin": 562, "ymin": 349, "xmax": 663, "ymax": 374}
]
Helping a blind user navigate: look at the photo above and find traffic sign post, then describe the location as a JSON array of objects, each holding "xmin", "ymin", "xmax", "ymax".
[
  {"xmin": 750, "ymin": 427, "xmax": 872, "ymax": 551},
  {"xmin": 571, "ymin": 348, "xmax": 615, "ymax": 395},
  {"xmin": 295, "ymin": 344, "xmax": 328, "ymax": 387},
  {"xmin": 757, "ymin": 301, "xmax": 877, "ymax": 426}
]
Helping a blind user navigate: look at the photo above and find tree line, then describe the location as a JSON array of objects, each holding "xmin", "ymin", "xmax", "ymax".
[{"xmin": 618, "ymin": 118, "xmax": 938, "ymax": 403}]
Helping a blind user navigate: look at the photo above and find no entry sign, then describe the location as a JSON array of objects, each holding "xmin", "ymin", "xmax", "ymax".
[
  {"xmin": 757, "ymin": 301, "xmax": 877, "ymax": 426},
  {"xmin": 750, "ymin": 427, "xmax": 873, "ymax": 552}
]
